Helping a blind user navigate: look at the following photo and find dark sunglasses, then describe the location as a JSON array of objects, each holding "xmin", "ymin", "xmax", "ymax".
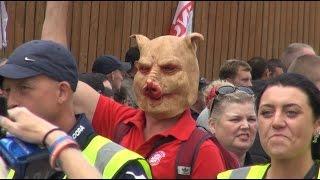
[{"xmin": 209, "ymin": 85, "xmax": 254, "ymax": 114}]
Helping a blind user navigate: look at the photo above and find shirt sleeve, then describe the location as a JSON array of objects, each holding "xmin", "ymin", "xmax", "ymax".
[
  {"xmin": 92, "ymin": 95, "xmax": 138, "ymax": 139},
  {"xmin": 191, "ymin": 140, "xmax": 226, "ymax": 179},
  {"xmin": 113, "ymin": 160, "xmax": 148, "ymax": 179}
]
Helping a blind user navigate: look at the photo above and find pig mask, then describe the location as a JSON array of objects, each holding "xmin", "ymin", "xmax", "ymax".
[{"xmin": 131, "ymin": 33, "xmax": 204, "ymax": 119}]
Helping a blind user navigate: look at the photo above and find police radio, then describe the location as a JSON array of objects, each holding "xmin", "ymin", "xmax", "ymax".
[{"xmin": 0, "ymin": 97, "xmax": 55, "ymax": 178}]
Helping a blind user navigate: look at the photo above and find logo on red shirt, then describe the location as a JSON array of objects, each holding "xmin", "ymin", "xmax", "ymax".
[{"xmin": 148, "ymin": 151, "xmax": 166, "ymax": 166}]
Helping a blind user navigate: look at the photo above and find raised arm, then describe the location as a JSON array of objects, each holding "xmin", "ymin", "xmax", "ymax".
[
  {"xmin": 41, "ymin": 1, "xmax": 69, "ymax": 48},
  {"xmin": 73, "ymin": 81, "xmax": 100, "ymax": 122},
  {"xmin": 41, "ymin": 1, "xmax": 101, "ymax": 122}
]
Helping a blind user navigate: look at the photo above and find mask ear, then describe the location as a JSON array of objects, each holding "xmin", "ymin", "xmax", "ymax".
[
  {"xmin": 184, "ymin": 32, "xmax": 204, "ymax": 53},
  {"xmin": 130, "ymin": 34, "xmax": 150, "ymax": 53}
]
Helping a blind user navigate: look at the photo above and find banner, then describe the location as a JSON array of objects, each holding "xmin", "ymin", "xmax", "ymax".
[
  {"xmin": 169, "ymin": 1, "xmax": 194, "ymax": 37},
  {"xmin": 0, "ymin": 1, "xmax": 7, "ymax": 50}
]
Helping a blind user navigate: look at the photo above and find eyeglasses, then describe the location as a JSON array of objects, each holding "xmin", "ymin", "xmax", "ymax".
[{"xmin": 209, "ymin": 85, "xmax": 254, "ymax": 114}]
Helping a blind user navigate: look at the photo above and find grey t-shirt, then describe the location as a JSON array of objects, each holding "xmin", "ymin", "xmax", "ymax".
[
  {"xmin": 122, "ymin": 77, "xmax": 138, "ymax": 108},
  {"xmin": 196, "ymin": 107, "xmax": 210, "ymax": 131}
]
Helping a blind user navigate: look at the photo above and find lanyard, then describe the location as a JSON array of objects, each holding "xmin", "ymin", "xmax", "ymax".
[{"xmin": 304, "ymin": 162, "xmax": 319, "ymax": 179}]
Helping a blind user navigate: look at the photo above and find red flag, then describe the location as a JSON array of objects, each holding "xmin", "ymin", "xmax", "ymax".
[{"xmin": 169, "ymin": 1, "xmax": 194, "ymax": 37}]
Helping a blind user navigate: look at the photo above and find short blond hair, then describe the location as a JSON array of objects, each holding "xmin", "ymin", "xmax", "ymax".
[
  {"xmin": 287, "ymin": 54, "xmax": 320, "ymax": 84},
  {"xmin": 209, "ymin": 91, "xmax": 255, "ymax": 124},
  {"xmin": 281, "ymin": 43, "xmax": 316, "ymax": 69}
]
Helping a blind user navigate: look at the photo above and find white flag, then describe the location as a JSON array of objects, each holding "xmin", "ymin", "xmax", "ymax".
[
  {"xmin": 169, "ymin": 1, "xmax": 194, "ymax": 37},
  {"xmin": 0, "ymin": 1, "xmax": 8, "ymax": 49}
]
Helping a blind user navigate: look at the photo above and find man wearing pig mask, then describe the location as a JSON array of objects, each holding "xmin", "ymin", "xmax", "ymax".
[
  {"xmin": 42, "ymin": 6, "xmax": 236, "ymax": 176},
  {"xmin": 72, "ymin": 33, "xmax": 233, "ymax": 178},
  {"xmin": 39, "ymin": 1, "xmax": 237, "ymax": 178}
]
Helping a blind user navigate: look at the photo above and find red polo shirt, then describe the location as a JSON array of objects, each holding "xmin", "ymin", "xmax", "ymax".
[{"xmin": 92, "ymin": 95, "xmax": 226, "ymax": 179}]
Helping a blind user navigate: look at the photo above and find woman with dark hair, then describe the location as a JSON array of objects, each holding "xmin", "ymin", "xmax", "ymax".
[{"xmin": 218, "ymin": 73, "xmax": 320, "ymax": 179}]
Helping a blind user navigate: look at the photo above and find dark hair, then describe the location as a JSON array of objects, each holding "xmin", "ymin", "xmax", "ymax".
[
  {"xmin": 247, "ymin": 57, "xmax": 268, "ymax": 80},
  {"xmin": 267, "ymin": 58, "xmax": 286, "ymax": 74},
  {"xmin": 79, "ymin": 72, "xmax": 113, "ymax": 98},
  {"xmin": 79, "ymin": 73, "xmax": 106, "ymax": 92},
  {"xmin": 125, "ymin": 46, "xmax": 140, "ymax": 69},
  {"xmin": 114, "ymin": 86, "xmax": 128, "ymax": 104},
  {"xmin": 104, "ymin": 87, "xmax": 114, "ymax": 98},
  {"xmin": 255, "ymin": 73, "xmax": 320, "ymax": 160},
  {"xmin": 199, "ymin": 77, "xmax": 208, "ymax": 92}
]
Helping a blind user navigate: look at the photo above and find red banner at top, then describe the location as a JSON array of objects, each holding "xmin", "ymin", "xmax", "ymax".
[{"xmin": 169, "ymin": 1, "xmax": 194, "ymax": 37}]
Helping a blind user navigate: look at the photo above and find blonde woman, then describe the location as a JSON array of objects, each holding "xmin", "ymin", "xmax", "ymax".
[
  {"xmin": 197, "ymin": 80, "xmax": 233, "ymax": 130},
  {"xmin": 208, "ymin": 85, "xmax": 257, "ymax": 167}
]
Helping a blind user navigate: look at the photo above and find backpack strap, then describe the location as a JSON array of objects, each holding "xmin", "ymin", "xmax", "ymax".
[
  {"xmin": 175, "ymin": 128, "xmax": 211, "ymax": 179},
  {"xmin": 175, "ymin": 128, "xmax": 240, "ymax": 179},
  {"xmin": 209, "ymin": 135, "xmax": 240, "ymax": 169},
  {"xmin": 113, "ymin": 121, "xmax": 133, "ymax": 144}
]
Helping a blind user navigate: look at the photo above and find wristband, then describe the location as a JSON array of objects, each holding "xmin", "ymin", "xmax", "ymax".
[
  {"xmin": 42, "ymin": 128, "xmax": 62, "ymax": 146},
  {"xmin": 48, "ymin": 135, "xmax": 73, "ymax": 154},
  {"xmin": 49, "ymin": 135, "xmax": 79, "ymax": 171}
]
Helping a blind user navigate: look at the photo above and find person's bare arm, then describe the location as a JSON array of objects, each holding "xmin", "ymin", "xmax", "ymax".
[
  {"xmin": 74, "ymin": 81, "xmax": 100, "ymax": 122},
  {"xmin": 41, "ymin": 1, "xmax": 100, "ymax": 122},
  {"xmin": 41, "ymin": 1, "xmax": 69, "ymax": 48},
  {"xmin": 0, "ymin": 107, "xmax": 102, "ymax": 179},
  {"xmin": 46, "ymin": 130, "xmax": 102, "ymax": 179}
]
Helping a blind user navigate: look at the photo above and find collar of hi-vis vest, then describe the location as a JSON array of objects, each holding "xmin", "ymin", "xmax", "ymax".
[{"xmin": 68, "ymin": 114, "xmax": 96, "ymax": 150}]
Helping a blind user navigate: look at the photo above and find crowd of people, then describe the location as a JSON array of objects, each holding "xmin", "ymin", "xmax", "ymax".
[{"xmin": 0, "ymin": 1, "xmax": 319, "ymax": 179}]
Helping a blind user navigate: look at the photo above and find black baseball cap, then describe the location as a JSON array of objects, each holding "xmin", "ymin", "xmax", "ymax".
[
  {"xmin": 0, "ymin": 40, "xmax": 78, "ymax": 91},
  {"xmin": 92, "ymin": 55, "xmax": 131, "ymax": 75}
]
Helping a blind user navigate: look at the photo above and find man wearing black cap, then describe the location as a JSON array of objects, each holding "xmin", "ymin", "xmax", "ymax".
[
  {"xmin": 0, "ymin": 40, "xmax": 151, "ymax": 179},
  {"xmin": 92, "ymin": 55, "xmax": 131, "ymax": 92}
]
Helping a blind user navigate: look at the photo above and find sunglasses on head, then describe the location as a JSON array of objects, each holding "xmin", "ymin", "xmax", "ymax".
[
  {"xmin": 216, "ymin": 85, "xmax": 254, "ymax": 96},
  {"xmin": 209, "ymin": 85, "xmax": 254, "ymax": 114}
]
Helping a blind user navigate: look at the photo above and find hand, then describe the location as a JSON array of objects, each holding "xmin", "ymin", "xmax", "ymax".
[
  {"xmin": 0, "ymin": 107, "xmax": 58, "ymax": 144},
  {"xmin": 0, "ymin": 157, "xmax": 7, "ymax": 178}
]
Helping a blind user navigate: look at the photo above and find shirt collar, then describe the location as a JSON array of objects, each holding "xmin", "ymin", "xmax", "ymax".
[{"xmin": 123, "ymin": 109, "xmax": 196, "ymax": 141}]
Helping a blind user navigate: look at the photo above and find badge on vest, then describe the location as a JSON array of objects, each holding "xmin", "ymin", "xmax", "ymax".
[{"xmin": 148, "ymin": 151, "xmax": 166, "ymax": 166}]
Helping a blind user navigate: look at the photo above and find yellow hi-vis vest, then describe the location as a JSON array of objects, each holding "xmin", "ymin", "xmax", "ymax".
[
  {"xmin": 7, "ymin": 136, "xmax": 152, "ymax": 179},
  {"xmin": 217, "ymin": 163, "xmax": 320, "ymax": 179}
]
